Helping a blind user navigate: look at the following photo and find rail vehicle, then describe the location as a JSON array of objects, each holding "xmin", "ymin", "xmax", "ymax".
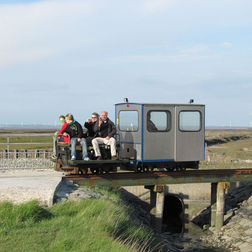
[{"xmin": 53, "ymin": 102, "xmax": 205, "ymax": 174}]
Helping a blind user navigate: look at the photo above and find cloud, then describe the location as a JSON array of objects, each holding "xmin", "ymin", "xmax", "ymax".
[
  {"xmin": 220, "ymin": 42, "xmax": 233, "ymax": 48},
  {"xmin": 0, "ymin": 0, "xmax": 94, "ymax": 68},
  {"xmin": 180, "ymin": 44, "xmax": 210, "ymax": 55},
  {"xmin": 141, "ymin": 0, "xmax": 175, "ymax": 14}
]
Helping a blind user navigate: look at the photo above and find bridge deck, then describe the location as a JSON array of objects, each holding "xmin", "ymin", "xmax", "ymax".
[{"xmin": 63, "ymin": 168, "xmax": 252, "ymax": 187}]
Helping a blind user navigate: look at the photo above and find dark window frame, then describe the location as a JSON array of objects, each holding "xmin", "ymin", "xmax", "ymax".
[{"xmin": 146, "ymin": 110, "xmax": 172, "ymax": 133}]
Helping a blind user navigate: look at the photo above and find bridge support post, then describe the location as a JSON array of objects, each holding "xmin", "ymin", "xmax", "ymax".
[
  {"xmin": 216, "ymin": 182, "xmax": 226, "ymax": 231},
  {"xmin": 210, "ymin": 183, "xmax": 217, "ymax": 227},
  {"xmin": 147, "ymin": 185, "xmax": 165, "ymax": 233}
]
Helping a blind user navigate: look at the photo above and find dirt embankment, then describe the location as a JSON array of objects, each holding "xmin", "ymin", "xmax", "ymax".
[{"xmin": 205, "ymin": 129, "xmax": 252, "ymax": 146}]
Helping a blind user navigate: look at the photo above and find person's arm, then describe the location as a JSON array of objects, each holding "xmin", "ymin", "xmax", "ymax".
[
  {"xmin": 57, "ymin": 122, "xmax": 67, "ymax": 136},
  {"xmin": 77, "ymin": 122, "xmax": 84, "ymax": 139},
  {"xmin": 84, "ymin": 121, "xmax": 91, "ymax": 129},
  {"xmin": 108, "ymin": 120, "xmax": 116, "ymax": 138}
]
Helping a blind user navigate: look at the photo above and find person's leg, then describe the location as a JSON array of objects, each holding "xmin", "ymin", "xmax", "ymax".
[
  {"xmin": 71, "ymin": 138, "xmax": 77, "ymax": 159},
  {"xmin": 103, "ymin": 137, "xmax": 116, "ymax": 158},
  {"xmin": 108, "ymin": 137, "xmax": 117, "ymax": 157},
  {"xmin": 80, "ymin": 138, "xmax": 88, "ymax": 159},
  {"xmin": 91, "ymin": 137, "xmax": 104, "ymax": 157}
]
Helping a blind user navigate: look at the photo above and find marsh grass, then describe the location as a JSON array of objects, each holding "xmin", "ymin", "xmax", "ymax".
[
  {"xmin": 201, "ymin": 137, "xmax": 252, "ymax": 169},
  {"xmin": 0, "ymin": 192, "xmax": 161, "ymax": 252},
  {"xmin": 0, "ymin": 135, "xmax": 53, "ymax": 150}
]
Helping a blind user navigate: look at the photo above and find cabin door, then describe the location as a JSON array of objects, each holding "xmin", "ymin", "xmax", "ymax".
[
  {"xmin": 175, "ymin": 106, "xmax": 205, "ymax": 161},
  {"xmin": 116, "ymin": 104, "xmax": 142, "ymax": 160},
  {"xmin": 143, "ymin": 106, "xmax": 175, "ymax": 161}
]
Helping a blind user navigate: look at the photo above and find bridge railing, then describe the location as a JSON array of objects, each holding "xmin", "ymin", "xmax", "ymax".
[{"xmin": 0, "ymin": 134, "xmax": 55, "ymax": 170}]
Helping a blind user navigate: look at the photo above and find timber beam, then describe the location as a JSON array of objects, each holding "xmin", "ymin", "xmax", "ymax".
[{"xmin": 63, "ymin": 169, "xmax": 252, "ymax": 187}]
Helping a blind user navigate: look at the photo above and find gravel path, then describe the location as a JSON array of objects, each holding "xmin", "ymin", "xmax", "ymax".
[{"xmin": 0, "ymin": 170, "xmax": 63, "ymax": 206}]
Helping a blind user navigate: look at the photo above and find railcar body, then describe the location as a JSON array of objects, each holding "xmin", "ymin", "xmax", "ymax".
[
  {"xmin": 116, "ymin": 103, "xmax": 205, "ymax": 171},
  {"xmin": 54, "ymin": 102, "xmax": 205, "ymax": 174}
]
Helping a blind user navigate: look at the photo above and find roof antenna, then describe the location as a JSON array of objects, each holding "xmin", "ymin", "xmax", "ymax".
[
  {"xmin": 124, "ymin": 98, "xmax": 129, "ymax": 103},
  {"xmin": 189, "ymin": 99, "xmax": 194, "ymax": 104}
]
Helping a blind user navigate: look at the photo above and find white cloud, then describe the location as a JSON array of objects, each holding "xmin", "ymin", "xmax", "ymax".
[
  {"xmin": 0, "ymin": 0, "xmax": 94, "ymax": 68},
  {"xmin": 140, "ymin": 0, "xmax": 175, "ymax": 14},
  {"xmin": 220, "ymin": 42, "xmax": 233, "ymax": 48},
  {"xmin": 180, "ymin": 44, "xmax": 210, "ymax": 55}
]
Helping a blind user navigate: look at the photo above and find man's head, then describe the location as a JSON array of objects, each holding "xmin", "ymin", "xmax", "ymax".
[
  {"xmin": 65, "ymin": 113, "xmax": 74, "ymax": 123},
  {"xmin": 100, "ymin": 111, "xmax": 108, "ymax": 121},
  {"xmin": 91, "ymin": 112, "xmax": 99, "ymax": 122}
]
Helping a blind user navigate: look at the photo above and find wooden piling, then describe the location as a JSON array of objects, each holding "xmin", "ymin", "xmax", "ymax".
[
  {"xmin": 210, "ymin": 183, "xmax": 217, "ymax": 227},
  {"xmin": 216, "ymin": 182, "xmax": 225, "ymax": 231}
]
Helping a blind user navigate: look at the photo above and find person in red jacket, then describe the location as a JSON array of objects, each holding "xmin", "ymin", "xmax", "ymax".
[
  {"xmin": 57, "ymin": 115, "xmax": 70, "ymax": 144},
  {"xmin": 52, "ymin": 115, "xmax": 69, "ymax": 160}
]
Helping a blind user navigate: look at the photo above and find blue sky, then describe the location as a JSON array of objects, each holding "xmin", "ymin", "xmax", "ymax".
[{"xmin": 0, "ymin": 0, "xmax": 252, "ymax": 127}]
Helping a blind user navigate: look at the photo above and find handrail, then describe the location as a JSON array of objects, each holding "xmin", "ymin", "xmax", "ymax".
[{"xmin": 0, "ymin": 134, "xmax": 53, "ymax": 137}]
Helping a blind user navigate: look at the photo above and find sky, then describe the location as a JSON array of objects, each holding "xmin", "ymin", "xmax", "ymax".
[{"xmin": 0, "ymin": 0, "xmax": 252, "ymax": 127}]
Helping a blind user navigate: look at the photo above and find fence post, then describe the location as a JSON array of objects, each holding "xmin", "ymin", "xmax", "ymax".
[
  {"xmin": 35, "ymin": 149, "xmax": 39, "ymax": 158},
  {"xmin": 15, "ymin": 149, "xmax": 19, "ymax": 159}
]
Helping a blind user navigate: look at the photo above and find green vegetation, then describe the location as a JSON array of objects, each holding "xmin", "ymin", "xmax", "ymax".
[
  {"xmin": 0, "ymin": 135, "xmax": 53, "ymax": 150},
  {"xmin": 0, "ymin": 189, "xmax": 161, "ymax": 252},
  {"xmin": 201, "ymin": 130, "xmax": 252, "ymax": 169}
]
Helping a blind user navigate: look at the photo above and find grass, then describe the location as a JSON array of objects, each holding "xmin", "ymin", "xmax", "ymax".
[
  {"xmin": 201, "ymin": 137, "xmax": 252, "ymax": 169},
  {"xmin": 0, "ymin": 135, "xmax": 53, "ymax": 150},
  {"xmin": 0, "ymin": 189, "xmax": 161, "ymax": 252}
]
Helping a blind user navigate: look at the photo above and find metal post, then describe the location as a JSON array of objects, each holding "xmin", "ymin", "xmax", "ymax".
[
  {"xmin": 216, "ymin": 182, "xmax": 225, "ymax": 231},
  {"xmin": 35, "ymin": 149, "xmax": 39, "ymax": 158},
  {"xmin": 15, "ymin": 149, "xmax": 19, "ymax": 159},
  {"xmin": 210, "ymin": 182, "xmax": 217, "ymax": 227},
  {"xmin": 7, "ymin": 137, "xmax": 9, "ymax": 169}
]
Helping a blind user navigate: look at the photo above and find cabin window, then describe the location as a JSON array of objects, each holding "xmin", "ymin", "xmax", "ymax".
[
  {"xmin": 179, "ymin": 111, "xmax": 201, "ymax": 131},
  {"xmin": 147, "ymin": 111, "xmax": 171, "ymax": 132},
  {"xmin": 119, "ymin": 111, "xmax": 138, "ymax": 131}
]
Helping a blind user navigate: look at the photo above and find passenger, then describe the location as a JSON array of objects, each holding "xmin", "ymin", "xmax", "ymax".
[
  {"xmin": 84, "ymin": 112, "xmax": 99, "ymax": 145},
  {"xmin": 92, "ymin": 111, "xmax": 117, "ymax": 160},
  {"xmin": 57, "ymin": 115, "xmax": 70, "ymax": 143},
  {"xmin": 62, "ymin": 113, "xmax": 89, "ymax": 161},
  {"xmin": 52, "ymin": 115, "xmax": 70, "ymax": 159},
  {"xmin": 147, "ymin": 113, "xmax": 158, "ymax": 132}
]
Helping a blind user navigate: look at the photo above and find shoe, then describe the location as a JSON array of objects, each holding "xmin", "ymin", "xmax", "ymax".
[
  {"xmin": 71, "ymin": 155, "xmax": 76, "ymax": 161},
  {"xmin": 83, "ymin": 157, "xmax": 90, "ymax": 161},
  {"xmin": 111, "ymin": 156, "xmax": 117, "ymax": 160},
  {"xmin": 96, "ymin": 156, "xmax": 102, "ymax": 160}
]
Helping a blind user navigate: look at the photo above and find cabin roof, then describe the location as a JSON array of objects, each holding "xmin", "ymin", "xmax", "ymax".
[{"xmin": 115, "ymin": 102, "xmax": 205, "ymax": 107}]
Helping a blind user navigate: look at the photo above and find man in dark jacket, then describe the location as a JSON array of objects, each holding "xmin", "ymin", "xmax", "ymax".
[
  {"xmin": 91, "ymin": 111, "xmax": 117, "ymax": 160},
  {"xmin": 84, "ymin": 112, "xmax": 99, "ymax": 145},
  {"xmin": 62, "ymin": 113, "xmax": 89, "ymax": 161}
]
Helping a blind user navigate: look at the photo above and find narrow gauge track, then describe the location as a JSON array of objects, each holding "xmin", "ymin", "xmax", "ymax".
[{"xmin": 63, "ymin": 168, "xmax": 252, "ymax": 187}]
